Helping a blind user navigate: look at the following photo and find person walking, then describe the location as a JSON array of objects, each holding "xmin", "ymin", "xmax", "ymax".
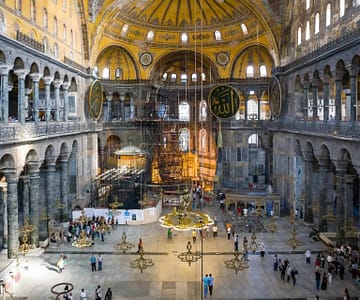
[
  {"xmin": 212, "ymin": 224, "xmax": 218, "ymax": 238},
  {"xmin": 90, "ymin": 254, "xmax": 97, "ymax": 272},
  {"xmin": 339, "ymin": 264, "xmax": 345, "ymax": 280},
  {"xmin": 192, "ymin": 229, "xmax": 197, "ymax": 243},
  {"xmin": 208, "ymin": 273, "xmax": 214, "ymax": 296},
  {"xmin": 315, "ymin": 269, "xmax": 321, "ymax": 291},
  {"xmin": 137, "ymin": 238, "xmax": 143, "ymax": 253},
  {"xmin": 227, "ymin": 226, "xmax": 231, "ymax": 240},
  {"xmin": 343, "ymin": 287, "xmax": 350, "ymax": 300},
  {"xmin": 57, "ymin": 256, "xmax": 65, "ymax": 273},
  {"xmin": 95, "ymin": 285, "xmax": 102, "ymax": 300},
  {"xmin": 273, "ymin": 254, "xmax": 278, "ymax": 271},
  {"xmin": 234, "ymin": 234, "xmax": 239, "ymax": 252},
  {"xmin": 97, "ymin": 253, "xmax": 103, "ymax": 271},
  {"xmin": 203, "ymin": 274, "xmax": 209, "ymax": 297},
  {"xmin": 80, "ymin": 288, "xmax": 87, "ymax": 300},
  {"xmin": 320, "ymin": 272, "xmax": 327, "ymax": 290},
  {"xmin": 305, "ymin": 249, "xmax": 311, "ymax": 264},
  {"xmin": 104, "ymin": 288, "xmax": 112, "ymax": 300}
]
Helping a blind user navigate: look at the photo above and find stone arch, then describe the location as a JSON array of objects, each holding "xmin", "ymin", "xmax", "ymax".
[
  {"xmin": 69, "ymin": 77, "xmax": 77, "ymax": 92},
  {"xmin": 231, "ymin": 45, "xmax": 275, "ymax": 79},
  {"xmin": 13, "ymin": 57, "xmax": 25, "ymax": 70},
  {"xmin": 0, "ymin": 50, "xmax": 7, "ymax": 64},
  {"xmin": 104, "ymin": 135, "xmax": 121, "ymax": 170},
  {"xmin": 30, "ymin": 63, "xmax": 39, "ymax": 74},
  {"xmin": 43, "ymin": 66, "xmax": 51, "ymax": 77},
  {"xmin": 0, "ymin": 154, "xmax": 16, "ymax": 170},
  {"xmin": 294, "ymin": 74, "xmax": 303, "ymax": 92},
  {"xmin": 54, "ymin": 71, "xmax": 61, "ymax": 81}
]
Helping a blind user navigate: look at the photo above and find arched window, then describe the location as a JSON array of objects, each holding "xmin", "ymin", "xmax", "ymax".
[
  {"xmin": 115, "ymin": 68, "xmax": 123, "ymax": 79},
  {"xmin": 146, "ymin": 30, "xmax": 154, "ymax": 41},
  {"xmin": 181, "ymin": 33, "xmax": 188, "ymax": 43},
  {"xmin": 201, "ymin": 73, "xmax": 206, "ymax": 81},
  {"xmin": 214, "ymin": 30, "xmax": 222, "ymax": 41},
  {"xmin": 121, "ymin": 24, "xmax": 129, "ymax": 36},
  {"xmin": 306, "ymin": 0, "xmax": 311, "ymax": 10},
  {"xmin": 179, "ymin": 101, "xmax": 190, "ymax": 121},
  {"xmin": 297, "ymin": 26, "xmax": 302, "ymax": 45},
  {"xmin": 69, "ymin": 51, "xmax": 74, "ymax": 60},
  {"xmin": 314, "ymin": 13, "xmax": 320, "ymax": 34},
  {"xmin": 241, "ymin": 23, "xmax": 248, "ymax": 34},
  {"xmin": 30, "ymin": 0, "xmax": 36, "ymax": 22},
  {"xmin": 326, "ymin": 3, "xmax": 331, "ymax": 27},
  {"xmin": 62, "ymin": 0, "xmax": 67, "ymax": 12},
  {"xmin": 199, "ymin": 129, "xmax": 208, "ymax": 153},
  {"xmin": 246, "ymin": 65, "xmax": 254, "ymax": 78},
  {"xmin": 43, "ymin": 8, "xmax": 48, "ymax": 29},
  {"xmin": 179, "ymin": 128, "xmax": 190, "ymax": 152},
  {"xmin": 305, "ymin": 21, "xmax": 310, "ymax": 40},
  {"xmin": 199, "ymin": 100, "xmax": 207, "ymax": 121},
  {"xmin": 102, "ymin": 67, "xmax": 110, "ymax": 79},
  {"xmin": 43, "ymin": 37, "xmax": 48, "ymax": 52},
  {"xmin": 339, "ymin": 0, "xmax": 345, "ymax": 17},
  {"xmin": 248, "ymin": 134, "xmax": 259, "ymax": 146},
  {"xmin": 259, "ymin": 65, "xmax": 267, "ymax": 77},
  {"xmin": 162, "ymin": 72, "xmax": 168, "ymax": 81},
  {"xmin": 0, "ymin": 10, "xmax": 6, "ymax": 33},
  {"xmin": 247, "ymin": 98, "xmax": 258, "ymax": 120},
  {"xmin": 171, "ymin": 73, "xmax": 177, "ymax": 83},
  {"xmin": 180, "ymin": 74, "xmax": 187, "ymax": 83},
  {"xmin": 16, "ymin": 0, "xmax": 22, "ymax": 13},
  {"xmin": 63, "ymin": 24, "xmax": 66, "ymax": 42},
  {"xmin": 54, "ymin": 43, "xmax": 59, "ymax": 58},
  {"xmin": 70, "ymin": 29, "xmax": 74, "ymax": 46},
  {"xmin": 53, "ymin": 17, "xmax": 58, "ymax": 36},
  {"xmin": 191, "ymin": 73, "xmax": 197, "ymax": 82}
]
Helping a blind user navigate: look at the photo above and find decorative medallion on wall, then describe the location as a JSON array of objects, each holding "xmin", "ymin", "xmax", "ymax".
[
  {"xmin": 140, "ymin": 52, "xmax": 153, "ymax": 66},
  {"xmin": 216, "ymin": 52, "xmax": 229, "ymax": 66},
  {"xmin": 88, "ymin": 79, "xmax": 103, "ymax": 121},
  {"xmin": 268, "ymin": 75, "xmax": 282, "ymax": 119},
  {"xmin": 208, "ymin": 85, "xmax": 240, "ymax": 119}
]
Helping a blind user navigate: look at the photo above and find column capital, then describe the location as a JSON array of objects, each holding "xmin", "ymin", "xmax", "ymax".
[
  {"xmin": 311, "ymin": 77, "xmax": 319, "ymax": 87},
  {"xmin": 53, "ymin": 80, "xmax": 62, "ymax": 89},
  {"xmin": 29, "ymin": 73, "xmax": 41, "ymax": 82},
  {"xmin": 322, "ymin": 74, "xmax": 331, "ymax": 84},
  {"xmin": 334, "ymin": 159, "xmax": 348, "ymax": 175},
  {"xmin": 350, "ymin": 66, "xmax": 359, "ymax": 77},
  {"xmin": 27, "ymin": 161, "xmax": 40, "ymax": 173},
  {"xmin": 45, "ymin": 154, "xmax": 57, "ymax": 165},
  {"xmin": 14, "ymin": 69, "xmax": 29, "ymax": 79},
  {"xmin": 335, "ymin": 70, "xmax": 345, "ymax": 81},
  {"xmin": 0, "ymin": 64, "xmax": 10, "ymax": 76},
  {"xmin": 43, "ymin": 76, "xmax": 52, "ymax": 85},
  {"xmin": 317, "ymin": 154, "xmax": 330, "ymax": 168},
  {"xmin": 303, "ymin": 150, "xmax": 314, "ymax": 162},
  {"xmin": 61, "ymin": 81, "xmax": 70, "ymax": 90}
]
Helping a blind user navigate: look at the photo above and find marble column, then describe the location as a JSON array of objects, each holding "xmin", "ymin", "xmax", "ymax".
[
  {"xmin": 0, "ymin": 65, "xmax": 9, "ymax": 124},
  {"xmin": 14, "ymin": 69, "xmax": 27, "ymax": 123},
  {"xmin": 350, "ymin": 68, "xmax": 358, "ymax": 123},
  {"xmin": 0, "ymin": 182, "xmax": 7, "ymax": 249},
  {"xmin": 61, "ymin": 82, "xmax": 69, "ymax": 121},
  {"xmin": 44, "ymin": 155, "xmax": 59, "ymax": 237},
  {"xmin": 312, "ymin": 78, "xmax": 318, "ymax": 120},
  {"xmin": 334, "ymin": 160, "xmax": 347, "ymax": 244},
  {"xmin": 244, "ymin": 97, "xmax": 248, "ymax": 122},
  {"xmin": 323, "ymin": 76, "xmax": 330, "ymax": 123},
  {"xmin": 317, "ymin": 155, "xmax": 331, "ymax": 231},
  {"xmin": 335, "ymin": 71, "xmax": 344, "ymax": 124},
  {"xmin": 30, "ymin": 73, "xmax": 40, "ymax": 123},
  {"xmin": 22, "ymin": 176, "xmax": 30, "ymax": 221},
  {"xmin": 303, "ymin": 81, "xmax": 309, "ymax": 120},
  {"xmin": 120, "ymin": 93, "xmax": 125, "ymax": 123},
  {"xmin": 345, "ymin": 175, "xmax": 356, "ymax": 226},
  {"xmin": 53, "ymin": 80, "xmax": 62, "ymax": 122},
  {"xmin": 60, "ymin": 156, "xmax": 70, "ymax": 221},
  {"xmin": 303, "ymin": 150, "xmax": 314, "ymax": 223},
  {"xmin": 28, "ymin": 162, "xmax": 40, "ymax": 247},
  {"xmin": 99, "ymin": 146, "xmax": 105, "ymax": 174},
  {"xmin": 43, "ymin": 77, "xmax": 52, "ymax": 121},
  {"xmin": 4, "ymin": 172, "xmax": 19, "ymax": 259},
  {"xmin": 45, "ymin": 156, "xmax": 57, "ymax": 233}
]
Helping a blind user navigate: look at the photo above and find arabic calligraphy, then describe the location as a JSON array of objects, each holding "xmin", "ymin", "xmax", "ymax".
[{"xmin": 208, "ymin": 85, "xmax": 240, "ymax": 118}]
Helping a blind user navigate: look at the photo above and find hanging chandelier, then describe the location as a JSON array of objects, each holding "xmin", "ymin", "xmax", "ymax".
[{"xmin": 159, "ymin": 193, "xmax": 214, "ymax": 231}]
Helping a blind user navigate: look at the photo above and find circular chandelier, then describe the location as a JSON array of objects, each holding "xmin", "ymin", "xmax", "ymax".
[{"xmin": 159, "ymin": 194, "xmax": 214, "ymax": 231}]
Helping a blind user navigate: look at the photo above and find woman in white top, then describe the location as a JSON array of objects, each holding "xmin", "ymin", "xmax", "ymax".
[{"xmin": 80, "ymin": 288, "xmax": 87, "ymax": 300}]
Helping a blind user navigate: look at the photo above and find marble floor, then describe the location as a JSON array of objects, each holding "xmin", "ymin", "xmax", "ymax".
[{"xmin": 1, "ymin": 204, "xmax": 359, "ymax": 300}]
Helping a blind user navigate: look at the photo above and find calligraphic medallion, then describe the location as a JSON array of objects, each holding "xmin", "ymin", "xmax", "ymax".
[
  {"xmin": 88, "ymin": 80, "xmax": 103, "ymax": 120},
  {"xmin": 208, "ymin": 85, "xmax": 240, "ymax": 119},
  {"xmin": 268, "ymin": 75, "xmax": 282, "ymax": 119}
]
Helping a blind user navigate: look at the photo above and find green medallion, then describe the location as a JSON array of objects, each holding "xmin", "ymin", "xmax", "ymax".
[
  {"xmin": 208, "ymin": 85, "xmax": 240, "ymax": 119},
  {"xmin": 88, "ymin": 80, "xmax": 103, "ymax": 120}
]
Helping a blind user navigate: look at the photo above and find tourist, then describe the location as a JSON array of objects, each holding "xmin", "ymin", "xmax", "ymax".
[
  {"xmin": 80, "ymin": 288, "xmax": 87, "ymax": 300},
  {"xmin": 97, "ymin": 253, "xmax": 103, "ymax": 271},
  {"xmin": 137, "ymin": 238, "xmax": 143, "ymax": 253},
  {"xmin": 105, "ymin": 288, "xmax": 112, "ymax": 300},
  {"xmin": 90, "ymin": 254, "xmax": 97, "ymax": 272},
  {"xmin": 208, "ymin": 274, "xmax": 214, "ymax": 296}
]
